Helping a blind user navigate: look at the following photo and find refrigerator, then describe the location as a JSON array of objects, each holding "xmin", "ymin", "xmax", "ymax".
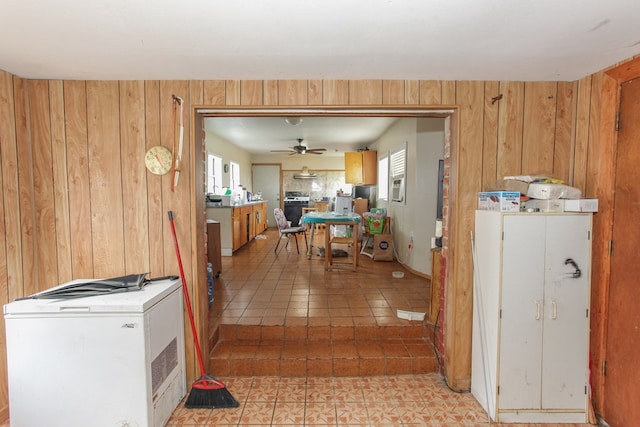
[{"xmin": 4, "ymin": 278, "xmax": 186, "ymax": 427}]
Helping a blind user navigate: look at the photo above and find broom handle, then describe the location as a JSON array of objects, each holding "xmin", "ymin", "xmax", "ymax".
[{"xmin": 168, "ymin": 211, "xmax": 207, "ymax": 377}]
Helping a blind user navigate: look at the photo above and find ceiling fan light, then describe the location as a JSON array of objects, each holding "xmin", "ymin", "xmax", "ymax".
[{"xmin": 285, "ymin": 117, "xmax": 303, "ymax": 126}]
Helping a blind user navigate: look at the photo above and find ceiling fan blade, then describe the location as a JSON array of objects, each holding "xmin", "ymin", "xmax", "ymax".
[
  {"xmin": 306, "ymin": 148, "xmax": 327, "ymax": 152},
  {"xmin": 307, "ymin": 151, "xmax": 324, "ymax": 155},
  {"xmin": 270, "ymin": 149, "xmax": 294, "ymax": 153}
]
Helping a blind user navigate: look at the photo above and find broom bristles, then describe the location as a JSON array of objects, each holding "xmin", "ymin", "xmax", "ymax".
[{"xmin": 184, "ymin": 375, "xmax": 239, "ymax": 409}]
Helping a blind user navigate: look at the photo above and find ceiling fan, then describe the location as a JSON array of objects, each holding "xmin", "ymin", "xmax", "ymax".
[{"xmin": 270, "ymin": 138, "xmax": 327, "ymax": 155}]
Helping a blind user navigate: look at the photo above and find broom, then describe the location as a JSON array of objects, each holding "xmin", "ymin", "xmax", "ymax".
[{"xmin": 167, "ymin": 211, "xmax": 239, "ymax": 409}]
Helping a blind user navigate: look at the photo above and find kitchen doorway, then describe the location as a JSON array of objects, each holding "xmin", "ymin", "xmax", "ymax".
[{"xmin": 252, "ymin": 163, "xmax": 282, "ymax": 228}]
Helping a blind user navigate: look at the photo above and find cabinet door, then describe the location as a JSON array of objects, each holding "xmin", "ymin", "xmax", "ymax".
[
  {"xmin": 232, "ymin": 208, "xmax": 241, "ymax": 250},
  {"xmin": 499, "ymin": 215, "xmax": 546, "ymax": 409},
  {"xmin": 541, "ymin": 215, "xmax": 590, "ymax": 410},
  {"xmin": 361, "ymin": 150, "xmax": 377, "ymax": 185},
  {"xmin": 345, "ymin": 152, "xmax": 363, "ymax": 184}
]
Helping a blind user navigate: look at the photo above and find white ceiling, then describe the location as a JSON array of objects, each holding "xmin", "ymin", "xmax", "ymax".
[
  {"xmin": 1, "ymin": 0, "xmax": 640, "ymax": 82},
  {"xmin": 205, "ymin": 116, "xmax": 403, "ymax": 156}
]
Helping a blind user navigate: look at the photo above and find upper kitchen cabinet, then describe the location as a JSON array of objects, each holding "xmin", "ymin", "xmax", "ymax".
[{"xmin": 345, "ymin": 151, "xmax": 377, "ymax": 185}]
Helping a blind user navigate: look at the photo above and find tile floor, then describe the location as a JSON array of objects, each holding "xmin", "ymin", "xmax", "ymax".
[
  {"xmin": 168, "ymin": 374, "xmax": 592, "ymax": 426},
  {"xmin": 207, "ymin": 227, "xmax": 436, "ymax": 378},
  {"xmin": 166, "ymin": 227, "xmax": 593, "ymax": 426}
]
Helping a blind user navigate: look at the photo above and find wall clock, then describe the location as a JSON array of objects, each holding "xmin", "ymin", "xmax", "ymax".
[
  {"xmin": 224, "ymin": 164, "xmax": 229, "ymax": 173},
  {"xmin": 144, "ymin": 145, "xmax": 173, "ymax": 175}
]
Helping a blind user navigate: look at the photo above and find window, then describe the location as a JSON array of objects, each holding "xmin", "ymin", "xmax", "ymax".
[
  {"xmin": 378, "ymin": 154, "xmax": 389, "ymax": 200},
  {"xmin": 206, "ymin": 153, "xmax": 222, "ymax": 194},
  {"xmin": 390, "ymin": 143, "xmax": 407, "ymax": 203},
  {"xmin": 229, "ymin": 161, "xmax": 240, "ymax": 192}
]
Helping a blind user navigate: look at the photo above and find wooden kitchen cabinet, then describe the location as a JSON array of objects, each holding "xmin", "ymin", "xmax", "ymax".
[
  {"xmin": 209, "ymin": 202, "xmax": 267, "ymax": 253},
  {"xmin": 345, "ymin": 150, "xmax": 377, "ymax": 185},
  {"xmin": 253, "ymin": 202, "xmax": 267, "ymax": 234},
  {"xmin": 206, "ymin": 220, "xmax": 222, "ymax": 276}
]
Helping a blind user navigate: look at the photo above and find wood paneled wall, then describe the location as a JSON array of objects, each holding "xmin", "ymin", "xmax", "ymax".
[{"xmin": 0, "ymin": 61, "xmax": 629, "ymax": 420}]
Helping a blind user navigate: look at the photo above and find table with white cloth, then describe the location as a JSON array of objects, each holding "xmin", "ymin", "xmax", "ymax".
[{"xmin": 300, "ymin": 211, "xmax": 361, "ymax": 259}]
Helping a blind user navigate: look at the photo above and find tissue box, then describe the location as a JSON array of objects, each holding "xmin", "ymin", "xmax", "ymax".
[
  {"xmin": 564, "ymin": 199, "xmax": 598, "ymax": 212},
  {"xmin": 478, "ymin": 192, "xmax": 521, "ymax": 212}
]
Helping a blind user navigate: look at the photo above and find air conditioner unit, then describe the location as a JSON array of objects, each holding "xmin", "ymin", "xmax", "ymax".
[{"xmin": 391, "ymin": 176, "xmax": 405, "ymax": 202}]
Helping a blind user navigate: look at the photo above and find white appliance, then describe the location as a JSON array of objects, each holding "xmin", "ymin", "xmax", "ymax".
[
  {"xmin": 334, "ymin": 195, "xmax": 352, "ymax": 214},
  {"xmin": 4, "ymin": 278, "xmax": 186, "ymax": 427},
  {"xmin": 471, "ymin": 211, "xmax": 592, "ymax": 423}
]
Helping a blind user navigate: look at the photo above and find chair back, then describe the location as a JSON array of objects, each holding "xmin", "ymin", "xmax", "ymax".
[{"xmin": 273, "ymin": 208, "xmax": 289, "ymax": 231}]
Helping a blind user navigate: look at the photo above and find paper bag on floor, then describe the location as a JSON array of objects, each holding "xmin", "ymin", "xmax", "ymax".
[{"xmin": 373, "ymin": 234, "xmax": 394, "ymax": 261}]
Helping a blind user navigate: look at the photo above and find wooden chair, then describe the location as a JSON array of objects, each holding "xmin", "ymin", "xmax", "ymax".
[
  {"xmin": 324, "ymin": 220, "xmax": 359, "ymax": 271},
  {"xmin": 274, "ymin": 208, "xmax": 308, "ymax": 254}
]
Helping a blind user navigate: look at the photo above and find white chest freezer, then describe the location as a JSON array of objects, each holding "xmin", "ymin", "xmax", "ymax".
[{"xmin": 4, "ymin": 278, "xmax": 186, "ymax": 427}]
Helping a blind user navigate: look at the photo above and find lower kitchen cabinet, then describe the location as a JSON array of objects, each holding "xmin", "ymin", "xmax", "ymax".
[
  {"xmin": 471, "ymin": 210, "xmax": 592, "ymax": 423},
  {"xmin": 208, "ymin": 201, "xmax": 267, "ymax": 255}
]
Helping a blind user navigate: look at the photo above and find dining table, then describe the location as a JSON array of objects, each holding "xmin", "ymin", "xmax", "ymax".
[{"xmin": 300, "ymin": 211, "xmax": 362, "ymax": 259}]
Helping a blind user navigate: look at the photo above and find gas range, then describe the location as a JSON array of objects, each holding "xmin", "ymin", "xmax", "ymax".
[{"xmin": 283, "ymin": 191, "xmax": 310, "ymax": 204}]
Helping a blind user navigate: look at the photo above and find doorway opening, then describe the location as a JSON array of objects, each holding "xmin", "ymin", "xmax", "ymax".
[{"xmin": 195, "ymin": 106, "xmax": 458, "ymax": 364}]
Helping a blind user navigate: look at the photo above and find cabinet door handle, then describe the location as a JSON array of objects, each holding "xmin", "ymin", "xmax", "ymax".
[
  {"xmin": 535, "ymin": 300, "xmax": 541, "ymax": 320},
  {"xmin": 551, "ymin": 300, "xmax": 558, "ymax": 320}
]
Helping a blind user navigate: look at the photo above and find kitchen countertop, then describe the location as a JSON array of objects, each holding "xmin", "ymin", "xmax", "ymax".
[{"xmin": 206, "ymin": 200, "xmax": 266, "ymax": 208}]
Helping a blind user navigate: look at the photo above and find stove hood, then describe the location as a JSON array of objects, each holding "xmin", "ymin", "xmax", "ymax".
[{"xmin": 293, "ymin": 167, "xmax": 317, "ymax": 179}]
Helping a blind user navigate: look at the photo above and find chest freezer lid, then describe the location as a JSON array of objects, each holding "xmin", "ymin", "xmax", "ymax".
[{"xmin": 3, "ymin": 278, "xmax": 181, "ymax": 315}]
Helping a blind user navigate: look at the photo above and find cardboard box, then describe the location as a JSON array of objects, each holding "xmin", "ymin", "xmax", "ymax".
[
  {"xmin": 524, "ymin": 199, "xmax": 565, "ymax": 213},
  {"xmin": 564, "ymin": 199, "xmax": 598, "ymax": 212},
  {"xmin": 478, "ymin": 192, "xmax": 521, "ymax": 212}
]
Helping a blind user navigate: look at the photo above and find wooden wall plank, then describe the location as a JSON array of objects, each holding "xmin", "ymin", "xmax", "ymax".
[
  {"xmin": 405, "ymin": 80, "xmax": 420, "ymax": 105},
  {"xmin": 308, "ymin": 80, "xmax": 322, "ymax": 105},
  {"xmin": 28, "ymin": 80, "xmax": 58, "ymax": 292},
  {"xmin": 482, "ymin": 81, "xmax": 500, "ymax": 186},
  {"xmin": 573, "ymin": 76, "xmax": 592, "ymax": 192},
  {"xmin": 263, "ymin": 80, "xmax": 279, "ymax": 105},
  {"xmin": 553, "ymin": 81, "xmax": 578, "ymax": 183},
  {"xmin": 64, "ymin": 81, "xmax": 94, "ymax": 278},
  {"xmin": 203, "ymin": 80, "xmax": 225, "ymax": 105},
  {"xmin": 225, "ymin": 80, "xmax": 241, "ymax": 105},
  {"xmin": 279, "ymin": 80, "xmax": 308, "ymax": 105},
  {"xmin": 445, "ymin": 80, "xmax": 485, "ymax": 388},
  {"xmin": 159, "ymin": 80, "xmax": 197, "ymax": 381},
  {"xmin": 0, "ymin": 72, "xmax": 13, "ymax": 420},
  {"xmin": 419, "ymin": 81, "xmax": 442, "ymax": 104},
  {"xmin": 120, "ymin": 80, "xmax": 150, "ymax": 275},
  {"xmin": 522, "ymin": 81, "xmax": 557, "ymax": 175},
  {"xmin": 441, "ymin": 81, "xmax": 456, "ymax": 105},
  {"xmin": 382, "ymin": 80, "xmax": 405, "ymax": 104},
  {"xmin": 586, "ymin": 72, "xmax": 603, "ymax": 197},
  {"xmin": 189, "ymin": 82, "xmax": 208, "ymax": 365},
  {"xmin": 496, "ymin": 81, "xmax": 525, "ymax": 177},
  {"xmin": 241, "ymin": 80, "xmax": 263, "ymax": 106},
  {"xmin": 144, "ymin": 81, "xmax": 165, "ymax": 277},
  {"xmin": 349, "ymin": 80, "xmax": 383, "ymax": 104},
  {"xmin": 49, "ymin": 80, "xmax": 73, "ymax": 284},
  {"xmin": 323, "ymin": 80, "xmax": 349, "ymax": 105},
  {"xmin": 87, "ymin": 81, "xmax": 125, "ymax": 277},
  {"xmin": 0, "ymin": 71, "xmax": 18, "ymax": 305}
]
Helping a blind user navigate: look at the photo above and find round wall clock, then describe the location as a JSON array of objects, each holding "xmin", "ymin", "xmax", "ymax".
[
  {"xmin": 144, "ymin": 146, "xmax": 173, "ymax": 175},
  {"xmin": 224, "ymin": 164, "xmax": 229, "ymax": 173}
]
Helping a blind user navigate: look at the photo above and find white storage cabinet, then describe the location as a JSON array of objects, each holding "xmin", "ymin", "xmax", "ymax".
[
  {"xmin": 4, "ymin": 278, "xmax": 186, "ymax": 427},
  {"xmin": 471, "ymin": 211, "xmax": 592, "ymax": 423}
]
